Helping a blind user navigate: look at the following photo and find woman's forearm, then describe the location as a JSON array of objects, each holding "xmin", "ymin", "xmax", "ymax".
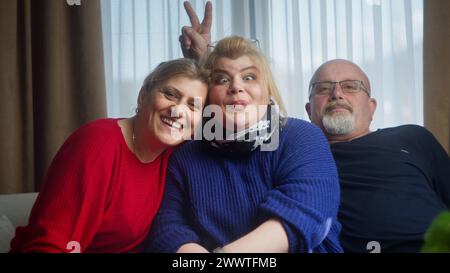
[
  {"xmin": 221, "ymin": 219, "xmax": 289, "ymax": 253},
  {"xmin": 177, "ymin": 243, "xmax": 210, "ymax": 253}
]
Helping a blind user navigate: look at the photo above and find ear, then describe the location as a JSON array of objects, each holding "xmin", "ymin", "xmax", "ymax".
[
  {"xmin": 369, "ymin": 98, "xmax": 377, "ymax": 117},
  {"xmin": 305, "ymin": 102, "xmax": 312, "ymax": 120}
]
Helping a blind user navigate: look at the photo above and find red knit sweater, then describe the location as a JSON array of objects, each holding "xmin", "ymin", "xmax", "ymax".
[{"xmin": 10, "ymin": 119, "xmax": 173, "ymax": 253}]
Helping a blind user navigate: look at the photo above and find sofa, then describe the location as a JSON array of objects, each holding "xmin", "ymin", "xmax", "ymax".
[{"xmin": 0, "ymin": 193, "xmax": 38, "ymax": 252}]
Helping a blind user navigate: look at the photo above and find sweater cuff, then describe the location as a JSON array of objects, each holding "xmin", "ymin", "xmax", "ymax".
[
  {"xmin": 279, "ymin": 220, "xmax": 303, "ymax": 253},
  {"xmin": 257, "ymin": 195, "xmax": 321, "ymax": 253},
  {"xmin": 257, "ymin": 209, "xmax": 306, "ymax": 253}
]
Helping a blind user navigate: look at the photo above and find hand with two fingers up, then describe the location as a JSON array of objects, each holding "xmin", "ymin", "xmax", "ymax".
[{"xmin": 179, "ymin": 1, "xmax": 212, "ymax": 60}]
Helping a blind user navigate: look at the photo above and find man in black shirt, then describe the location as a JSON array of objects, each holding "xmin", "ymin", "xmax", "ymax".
[{"xmin": 305, "ymin": 59, "xmax": 450, "ymax": 252}]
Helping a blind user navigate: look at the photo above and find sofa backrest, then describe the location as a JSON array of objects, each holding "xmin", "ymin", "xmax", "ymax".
[{"xmin": 0, "ymin": 192, "xmax": 38, "ymax": 227}]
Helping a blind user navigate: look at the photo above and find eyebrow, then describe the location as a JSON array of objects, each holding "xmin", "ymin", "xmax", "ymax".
[
  {"xmin": 161, "ymin": 86, "xmax": 181, "ymax": 96},
  {"xmin": 212, "ymin": 66, "xmax": 260, "ymax": 74},
  {"xmin": 163, "ymin": 85, "xmax": 204, "ymax": 103}
]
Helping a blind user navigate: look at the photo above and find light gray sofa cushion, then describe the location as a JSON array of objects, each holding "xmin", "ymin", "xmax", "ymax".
[
  {"xmin": 0, "ymin": 215, "xmax": 15, "ymax": 252},
  {"xmin": 0, "ymin": 192, "xmax": 38, "ymax": 227},
  {"xmin": 0, "ymin": 192, "xmax": 38, "ymax": 253}
]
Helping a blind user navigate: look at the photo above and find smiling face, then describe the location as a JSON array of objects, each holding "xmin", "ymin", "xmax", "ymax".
[
  {"xmin": 305, "ymin": 60, "xmax": 377, "ymax": 142},
  {"xmin": 139, "ymin": 76, "xmax": 208, "ymax": 147},
  {"xmin": 208, "ymin": 56, "xmax": 270, "ymax": 131}
]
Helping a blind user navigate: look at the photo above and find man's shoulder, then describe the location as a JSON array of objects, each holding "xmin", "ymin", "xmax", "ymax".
[
  {"xmin": 377, "ymin": 124, "xmax": 431, "ymax": 139},
  {"xmin": 383, "ymin": 124, "xmax": 427, "ymax": 133},
  {"xmin": 359, "ymin": 124, "xmax": 441, "ymax": 156}
]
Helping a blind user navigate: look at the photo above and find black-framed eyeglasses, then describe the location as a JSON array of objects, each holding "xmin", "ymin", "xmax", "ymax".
[
  {"xmin": 207, "ymin": 38, "xmax": 261, "ymax": 53},
  {"xmin": 309, "ymin": 80, "xmax": 370, "ymax": 97}
]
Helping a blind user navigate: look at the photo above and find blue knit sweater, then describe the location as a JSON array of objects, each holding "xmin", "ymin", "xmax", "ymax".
[{"xmin": 145, "ymin": 118, "xmax": 343, "ymax": 253}]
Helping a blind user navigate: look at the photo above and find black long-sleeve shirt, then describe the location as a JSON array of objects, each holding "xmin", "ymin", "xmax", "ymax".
[{"xmin": 332, "ymin": 125, "xmax": 450, "ymax": 253}]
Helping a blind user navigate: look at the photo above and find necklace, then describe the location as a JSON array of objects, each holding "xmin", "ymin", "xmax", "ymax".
[{"xmin": 132, "ymin": 118, "xmax": 137, "ymax": 156}]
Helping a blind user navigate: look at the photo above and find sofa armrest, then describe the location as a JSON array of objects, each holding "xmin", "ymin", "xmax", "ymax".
[{"xmin": 0, "ymin": 193, "xmax": 38, "ymax": 227}]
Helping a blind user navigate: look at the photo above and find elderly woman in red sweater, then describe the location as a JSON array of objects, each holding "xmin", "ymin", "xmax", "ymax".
[{"xmin": 10, "ymin": 58, "xmax": 209, "ymax": 252}]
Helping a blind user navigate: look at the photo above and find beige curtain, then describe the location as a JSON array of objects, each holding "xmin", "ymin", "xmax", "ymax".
[
  {"xmin": 0, "ymin": 0, "xmax": 106, "ymax": 194},
  {"xmin": 424, "ymin": 0, "xmax": 450, "ymax": 155}
]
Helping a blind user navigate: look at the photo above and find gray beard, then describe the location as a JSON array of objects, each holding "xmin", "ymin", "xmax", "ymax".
[{"xmin": 322, "ymin": 113, "xmax": 355, "ymax": 135}]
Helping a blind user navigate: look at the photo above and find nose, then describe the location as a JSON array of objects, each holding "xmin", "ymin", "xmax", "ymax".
[
  {"xmin": 330, "ymin": 82, "xmax": 344, "ymax": 100},
  {"xmin": 170, "ymin": 104, "xmax": 186, "ymax": 119},
  {"xmin": 228, "ymin": 79, "xmax": 244, "ymax": 95}
]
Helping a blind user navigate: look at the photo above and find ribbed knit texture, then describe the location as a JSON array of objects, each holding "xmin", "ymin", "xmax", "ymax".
[
  {"xmin": 145, "ymin": 118, "xmax": 343, "ymax": 253},
  {"xmin": 10, "ymin": 119, "xmax": 173, "ymax": 253}
]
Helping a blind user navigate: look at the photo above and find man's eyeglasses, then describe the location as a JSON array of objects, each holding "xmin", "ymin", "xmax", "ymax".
[{"xmin": 309, "ymin": 80, "xmax": 370, "ymax": 97}]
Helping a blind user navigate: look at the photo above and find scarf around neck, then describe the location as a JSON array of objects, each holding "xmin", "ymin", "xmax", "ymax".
[{"xmin": 207, "ymin": 98, "xmax": 287, "ymax": 155}]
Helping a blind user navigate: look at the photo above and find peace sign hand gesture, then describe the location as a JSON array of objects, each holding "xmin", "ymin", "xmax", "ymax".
[{"xmin": 179, "ymin": 1, "xmax": 212, "ymax": 60}]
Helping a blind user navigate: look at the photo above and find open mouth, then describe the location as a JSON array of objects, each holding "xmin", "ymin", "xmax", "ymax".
[{"xmin": 161, "ymin": 116, "xmax": 183, "ymax": 130}]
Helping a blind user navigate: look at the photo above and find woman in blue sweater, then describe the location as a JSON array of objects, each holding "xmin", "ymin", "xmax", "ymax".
[{"xmin": 145, "ymin": 36, "xmax": 342, "ymax": 253}]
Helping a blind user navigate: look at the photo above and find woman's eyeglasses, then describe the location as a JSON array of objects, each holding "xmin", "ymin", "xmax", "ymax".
[{"xmin": 207, "ymin": 38, "xmax": 261, "ymax": 53}]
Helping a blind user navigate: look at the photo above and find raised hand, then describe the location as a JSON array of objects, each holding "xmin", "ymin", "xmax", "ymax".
[{"xmin": 179, "ymin": 1, "xmax": 212, "ymax": 60}]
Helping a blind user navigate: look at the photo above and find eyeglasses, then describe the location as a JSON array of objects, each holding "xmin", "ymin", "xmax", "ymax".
[
  {"xmin": 309, "ymin": 80, "xmax": 370, "ymax": 97},
  {"xmin": 207, "ymin": 38, "xmax": 261, "ymax": 53}
]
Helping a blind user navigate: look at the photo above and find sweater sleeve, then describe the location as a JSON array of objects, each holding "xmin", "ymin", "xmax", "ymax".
[
  {"xmin": 143, "ymin": 154, "xmax": 201, "ymax": 253},
  {"xmin": 10, "ymin": 124, "xmax": 117, "ymax": 253},
  {"xmin": 257, "ymin": 121, "xmax": 341, "ymax": 252}
]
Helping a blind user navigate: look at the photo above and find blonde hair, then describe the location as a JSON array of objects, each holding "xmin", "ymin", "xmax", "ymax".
[
  {"xmin": 137, "ymin": 58, "xmax": 209, "ymax": 111},
  {"xmin": 204, "ymin": 36, "xmax": 287, "ymax": 116}
]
